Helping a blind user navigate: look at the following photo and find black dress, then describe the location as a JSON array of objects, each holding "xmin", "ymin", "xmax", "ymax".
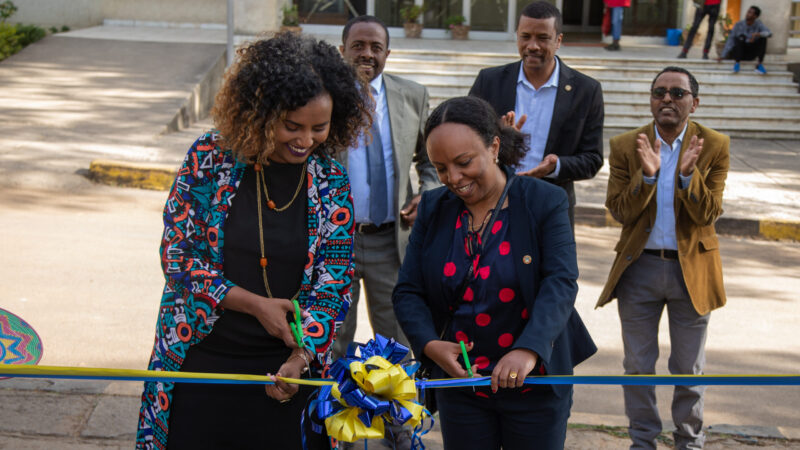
[{"xmin": 167, "ymin": 162, "xmax": 327, "ymax": 449}]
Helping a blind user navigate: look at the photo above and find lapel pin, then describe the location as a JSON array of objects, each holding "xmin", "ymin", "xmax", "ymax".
[
  {"xmin": 523, "ymin": 255, "xmax": 532, "ymax": 264},
  {"xmin": 565, "ymin": 85, "xmax": 572, "ymax": 92}
]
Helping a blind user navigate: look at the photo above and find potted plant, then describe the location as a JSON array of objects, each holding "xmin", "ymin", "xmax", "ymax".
[
  {"xmin": 445, "ymin": 14, "xmax": 469, "ymax": 40},
  {"xmin": 400, "ymin": 3, "xmax": 425, "ymax": 38},
  {"xmin": 280, "ymin": 3, "xmax": 301, "ymax": 34},
  {"xmin": 715, "ymin": 13, "xmax": 733, "ymax": 59}
]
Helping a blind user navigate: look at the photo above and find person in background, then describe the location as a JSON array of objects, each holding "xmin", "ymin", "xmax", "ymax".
[
  {"xmin": 469, "ymin": 1, "xmax": 604, "ymax": 230},
  {"xmin": 332, "ymin": 15, "xmax": 438, "ymax": 450},
  {"xmin": 721, "ymin": 5, "xmax": 772, "ymax": 74},
  {"xmin": 393, "ymin": 96, "xmax": 596, "ymax": 450},
  {"xmin": 604, "ymin": 0, "xmax": 631, "ymax": 51},
  {"xmin": 136, "ymin": 32, "xmax": 369, "ymax": 449},
  {"xmin": 677, "ymin": 0, "xmax": 721, "ymax": 60},
  {"xmin": 598, "ymin": 67, "xmax": 729, "ymax": 450}
]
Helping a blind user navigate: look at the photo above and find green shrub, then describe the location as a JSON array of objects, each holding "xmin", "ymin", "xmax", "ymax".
[
  {"xmin": 0, "ymin": 22, "xmax": 21, "ymax": 60},
  {"xmin": 15, "ymin": 24, "xmax": 45, "ymax": 46},
  {"xmin": 0, "ymin": 0, "xmax": 17, "ymax": 23}
]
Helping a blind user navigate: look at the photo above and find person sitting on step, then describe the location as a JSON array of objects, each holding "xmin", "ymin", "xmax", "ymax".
[{"xmin": 720, "ymin": 5, "xmax": 772, "ymax": 75}]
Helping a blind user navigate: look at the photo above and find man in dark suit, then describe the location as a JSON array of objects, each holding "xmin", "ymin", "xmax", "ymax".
[
  {"xmin": 333, "ymin": 15, "xmax": 439, "ymax": 449},
  {"xmin": 469, "ymin": 1, "xmax": 604, "ymax": 226}
]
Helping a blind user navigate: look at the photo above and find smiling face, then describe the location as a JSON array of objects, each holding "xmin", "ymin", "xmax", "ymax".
[
  {"xmin": 516, "ymin": 15, "xmax": 562, "ymax": 79},
  {"xmin": 340, "ymin": 21, "xmax": 390, "ymax": 82},
  {"xmin": 650, "ymin": 71, "xmax": 698, "ymax": 134},
  {"xmin": 269, "ymin": 92, "xmax": 333, "ymax": 164},
  {"xmin": 426, "ymin": 123, "xmax": 504, "ymax": 208}
]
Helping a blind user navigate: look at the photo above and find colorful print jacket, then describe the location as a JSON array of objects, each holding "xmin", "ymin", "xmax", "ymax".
[{"xmin": 136, "ymin": 131, "xmax": 355, "ymax": 449}]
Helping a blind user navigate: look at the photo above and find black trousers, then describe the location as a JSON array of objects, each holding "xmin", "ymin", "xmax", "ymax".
[
  {"xmin": 731, "ymin": 36, "xmax": 768, "ymax": 63},
  {"xmin": 683, "ymin": 4, "xmax": 720, "ymax": 53},
  {"xmin": 435, "ymin": 384, "xmax": 572, "ymax": 450},
  {"xmin": 166, "ymin": 346, "xmax": 330, "ymax": 450}
]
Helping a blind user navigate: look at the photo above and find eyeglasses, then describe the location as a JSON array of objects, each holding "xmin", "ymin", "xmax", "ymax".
[{"xmin": 651, "ymin": 87, "xmax": 692, "ymax": 100}]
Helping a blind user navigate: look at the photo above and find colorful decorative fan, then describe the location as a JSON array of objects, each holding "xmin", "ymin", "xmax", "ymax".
[{"xmin": 0, "ymin": 308, "xmax": 43, "ymax": 368}]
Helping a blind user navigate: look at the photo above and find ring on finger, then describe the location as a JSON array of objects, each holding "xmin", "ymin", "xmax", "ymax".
[{"xmin": 509, "ymin": 372, "xmax": 518, "ymax": 379}]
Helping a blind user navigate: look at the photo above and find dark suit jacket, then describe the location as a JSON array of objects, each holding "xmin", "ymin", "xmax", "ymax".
[
  {"xmin": 392, "ymin": 167, "xmax": 597, "ymax": 397},
  {"xmin": 469, "ymin": 57, "xmax": 605, "ymax": 215}
]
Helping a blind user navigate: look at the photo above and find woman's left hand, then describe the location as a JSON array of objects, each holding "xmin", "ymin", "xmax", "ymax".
[
  {"xmin": 491, "ymin": 348, "xmax": 538, "ymax": 393},
  {"xmin": 265, "ymin": 350, "xmax": 308, "ymax": 403}
]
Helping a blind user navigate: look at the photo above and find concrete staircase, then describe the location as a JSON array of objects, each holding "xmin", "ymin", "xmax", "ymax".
[{"xmin": 385, "ymin": 49, "xmax": 800, "ymax": 139}]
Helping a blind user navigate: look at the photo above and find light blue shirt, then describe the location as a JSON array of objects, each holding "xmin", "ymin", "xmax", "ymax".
[
  {"xmin": 643, "ymin": 124, "xmax": 693, "ymax": 250},
  {"xmin": 514, "ymin": 58, "xmax": 561, "ymax": 178},
  {"xmin": 348, "ymin": 75, "xmax": 396, "ymax": 225}
]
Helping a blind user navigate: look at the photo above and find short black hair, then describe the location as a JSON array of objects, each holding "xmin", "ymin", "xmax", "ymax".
[
  {"xmin": 342, "ymin": 15, "xmax": 390, "ymax": 48},
  {"xmin": 519, "ymin": 1, "xmax": 562, "ymax": 35},
  {"xmin": 651, "ymin": 66, "xmax": 699, "ymax": 97},
  {"xmin": 425, "ymin": 96, "xmax": 527, "ymax": 168},
  {"xmin": 749, "ymin": 5, "xmax": 761, "ymax": 17}
]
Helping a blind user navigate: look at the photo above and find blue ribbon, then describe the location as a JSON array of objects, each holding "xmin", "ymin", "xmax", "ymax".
[{"xmin": 417, "ymin": 375, "xmax": 800, "ymax": 387}]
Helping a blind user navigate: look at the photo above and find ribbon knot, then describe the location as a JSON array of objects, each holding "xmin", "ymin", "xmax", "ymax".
[{"xmin": 309, "ymin": 335, "xmax": 430, "ymax": 445}]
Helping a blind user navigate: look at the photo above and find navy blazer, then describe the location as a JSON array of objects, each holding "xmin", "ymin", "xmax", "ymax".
[
  {"xmin": 468, "ymin": 57, "xmax": 604, "ymax": 211},
  {"xmin": 392, "ymin": 168, "xmax": 597, "ymax": 397}
]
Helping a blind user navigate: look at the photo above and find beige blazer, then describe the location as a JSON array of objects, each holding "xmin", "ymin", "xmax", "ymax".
[
  {"xmin": 596, "ymin": 120, "xmax": 729, "ymax": 315},
  {"xmin": 335, "ymin": 73, "xmax": 439, "ymax": 262}
]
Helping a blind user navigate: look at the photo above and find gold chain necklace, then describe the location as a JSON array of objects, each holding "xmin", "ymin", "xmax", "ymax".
[
  {"xmin": 255, "ymin": 161, "xmax": 307, "ymax": 211},
  {"xmin": 468, "ymin": 209, "xmax": 492, "ymax": 234},
  {"xmin": 254, "ymin": 162, "xmax": 306, "ymax": 299}
]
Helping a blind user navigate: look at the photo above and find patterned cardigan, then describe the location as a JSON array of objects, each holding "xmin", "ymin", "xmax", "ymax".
[{"xmin": 136, "ymin": 131, "xmax": 355, "ymax": 449}]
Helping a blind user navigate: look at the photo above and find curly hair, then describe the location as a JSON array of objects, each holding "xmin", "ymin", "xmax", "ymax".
[
  {"xmin": 425, "ymin": 96, "xmax": 528, "ymax": 168},
  {"xmin": 212, "ymin": 32, "xmax": 370, "ymax": 164}
]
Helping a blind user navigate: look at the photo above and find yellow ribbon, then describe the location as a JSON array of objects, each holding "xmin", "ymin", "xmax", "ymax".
[{"xmin": 0, "ymin": 364, "xmax": 335, "ymax": 386}]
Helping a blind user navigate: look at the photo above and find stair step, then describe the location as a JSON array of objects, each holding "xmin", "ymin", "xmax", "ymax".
[
  {"xmin": 387, "ymin": 59, "xmax": 794, "ymax": 83},
  {"xmin": 602, "ymin": 90, "xmax": 800, "ymax": 105},
  {"xmin": 605, "ymin": 124, "xmax": 800, "ymax": 140},
  {"xmin": 604, "ymin": 102, "xmax": 800, "ymax": 116},
  {"xmin": 596, "ymin": 77, "xmax": 799, "ymax": 94},
  {"xmin": 385, "ymin": 49, "xmax": 800, "ymax": 139},
  {"xmin": 606, "ymin": 112, "xmax": 800, "ymax": 129},
  {"xmin": 389, "ymin": 50, "xmax": 790, "ymax": 71},
  {"xmin": 385, "ymin": 69, "xmax": 799, "ymax": 94}
]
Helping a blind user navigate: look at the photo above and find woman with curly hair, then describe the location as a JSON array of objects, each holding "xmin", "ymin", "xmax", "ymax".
[{"xmin": 136, "ymin": 32, "xmax": 369, "ymax": 449}]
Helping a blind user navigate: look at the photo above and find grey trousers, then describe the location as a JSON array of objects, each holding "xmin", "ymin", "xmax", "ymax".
[
  {"xmin": 333, "ymin": 226, "xmax": 411, "ymax": 359},
  {"xmin": 616, "ymin": 253, "xmax": 710, "ymax": 450}
]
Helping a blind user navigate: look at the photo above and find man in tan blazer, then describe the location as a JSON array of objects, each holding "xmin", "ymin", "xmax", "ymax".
[{"xmin": 597, "ymin": 66, "xmax": 729, "ymax": 450}]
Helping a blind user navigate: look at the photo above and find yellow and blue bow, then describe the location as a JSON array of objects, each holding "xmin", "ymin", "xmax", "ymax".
[{"xmin": 309, "ymin": 335, "xmax": 430, "ymax": 445}]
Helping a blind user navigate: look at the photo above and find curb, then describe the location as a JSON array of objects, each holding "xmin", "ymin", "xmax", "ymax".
[
  {"xmin": 88, "ymin": 159, "xmax": 176, "ymax": 191},
  {"xmin": 575, "ymin": 204, "xmax": 800, "ymax": 242},
  {"xmin": 87, "ymin": 160, "xmax": 800, "ymax": 242}
]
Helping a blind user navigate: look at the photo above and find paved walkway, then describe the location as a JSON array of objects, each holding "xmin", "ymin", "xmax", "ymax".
[
  {"xmin": 1, "ymin": 25, "xmax": 799, "ymax": 448},
  {"xmin": 3, "ymin": 25, "xmax": 797, "ymax": 237}
]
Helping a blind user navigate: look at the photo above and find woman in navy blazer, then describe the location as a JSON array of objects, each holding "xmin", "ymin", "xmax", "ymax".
[{"xmin": 392, "ymin": 96, "xmax": 596, "ymax": 449}]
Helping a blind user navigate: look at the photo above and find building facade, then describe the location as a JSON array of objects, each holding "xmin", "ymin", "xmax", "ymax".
[{"xmin": 10, "ymin": 0, "xmax": 794, "ymax": 53}]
